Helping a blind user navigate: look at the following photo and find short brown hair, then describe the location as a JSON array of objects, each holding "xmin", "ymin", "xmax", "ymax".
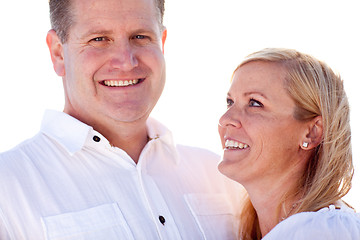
[
  {"xmin": 49, "ymin": 0, "xmax": 165, "ymax": 43},
  {"xmin": 49, "ymin": 0, "xmax": 72, "ymax": 43}
]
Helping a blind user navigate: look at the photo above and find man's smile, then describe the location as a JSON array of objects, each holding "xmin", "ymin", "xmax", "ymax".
[{"xmin": 101, "ymin": 78, "xmax": 144, "ymax": 87}]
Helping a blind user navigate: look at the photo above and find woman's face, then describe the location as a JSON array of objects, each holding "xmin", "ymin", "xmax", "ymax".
[{"xmin": 218, "ymin": 61, "xmax": 307, "ymax": 186}]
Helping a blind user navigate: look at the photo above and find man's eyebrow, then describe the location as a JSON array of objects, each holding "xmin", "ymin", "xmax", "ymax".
[
  {"xmin": 79, "ymin": 28, "xmax": 157, "ymax": 39},
  {"xmin": 132, "ymin": 27, "xmax": 160, "ymax": 36},
  {"xmin": 80, "ymin": 29, "xmax": 114, "ymax": 39}
]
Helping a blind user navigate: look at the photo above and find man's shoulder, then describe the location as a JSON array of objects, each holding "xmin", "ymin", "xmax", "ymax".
[
  {"xmin": 147, "ymin": 118, "xmax": 220, "ymax": 162},
  {"xmin": 0, "ymin": 133, "xmax": 46, "ymax": 168},
  {"xmin": 172, "ymin": 144, "xmax": 223, "ymax": 177},
  {"xmin": 175, "ymin": 144, "xmax": 220, "ymax": 161}
]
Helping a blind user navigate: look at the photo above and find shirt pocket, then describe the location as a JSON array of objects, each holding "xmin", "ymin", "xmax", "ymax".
[
  {"xmin": 184, "ymin": 194, "xmax": 237, "ymax": 240},
  {"xmin": 41, "ymin": 203, "xmax": 135, "ymax": 240}
]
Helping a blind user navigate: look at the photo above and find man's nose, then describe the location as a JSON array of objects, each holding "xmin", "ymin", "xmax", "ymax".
[{"xmin": 109, "ymin": 42, "xmax": 138, "ymax": 71}]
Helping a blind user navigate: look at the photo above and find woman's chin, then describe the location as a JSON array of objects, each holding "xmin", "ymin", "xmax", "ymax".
[{"xmin": 218, "ymin": 157, "xmax": 242, "ymax": 183}]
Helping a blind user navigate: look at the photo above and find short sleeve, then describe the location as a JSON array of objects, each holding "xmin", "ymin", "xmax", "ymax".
[{"xmin": 263, "ymin": 208, "xmax": 360, "ymax": 240}]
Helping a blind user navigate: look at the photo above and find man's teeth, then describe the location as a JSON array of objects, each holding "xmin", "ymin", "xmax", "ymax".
[
  {"xmin": 225, "ymin": 139, "xmax": 249, "ymax": 149},
  {"xmin": 103, "ymin": 79, "xmax": 139, "ymax": 87}
]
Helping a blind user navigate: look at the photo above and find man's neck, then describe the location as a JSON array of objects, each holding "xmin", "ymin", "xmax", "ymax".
[
  {"xmin": 97, "ymin": 120, "xmax": 149, "ymax": 164},
  {"xmin": 107, "ymin": 126, "xmax": 149, "ymax": 164},
  {"xmin": 64, "ymin": 108, "xmax": 150, "ymax": 163}
]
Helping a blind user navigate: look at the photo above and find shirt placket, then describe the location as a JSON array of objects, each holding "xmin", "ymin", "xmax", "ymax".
[{"xmin": 136, "ymin": 140, "xmax": 183, "ymax": 240}]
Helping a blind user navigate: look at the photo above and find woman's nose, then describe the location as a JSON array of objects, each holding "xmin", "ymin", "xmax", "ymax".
[{"xmin": 218, "ymin": 108, "xmax": 242, "ymax": 129}]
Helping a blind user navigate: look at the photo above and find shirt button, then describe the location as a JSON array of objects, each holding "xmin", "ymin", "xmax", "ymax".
[
  {"xmin": 159, "ymin": 216, "xmax": 166, "ymax": 225},
  {"xmin": 93, "ymin": 136, "xmax": 101, "ymax": 142}
]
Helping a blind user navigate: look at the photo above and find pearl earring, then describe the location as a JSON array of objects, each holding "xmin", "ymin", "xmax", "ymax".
[{"xmin": 302, "ymin": 142, "xmax": 309, "ymax": 148}]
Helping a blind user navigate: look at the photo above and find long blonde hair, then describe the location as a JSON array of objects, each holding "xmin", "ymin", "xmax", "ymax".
[{"xmin": 234, "ymin": 48, "xmax": 353, "ymax": 239}]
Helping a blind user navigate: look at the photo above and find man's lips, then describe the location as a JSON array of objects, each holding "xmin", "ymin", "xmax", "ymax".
[{"xmin": 100, "ymin": 78, "xmax": 145, "ymax": 87}]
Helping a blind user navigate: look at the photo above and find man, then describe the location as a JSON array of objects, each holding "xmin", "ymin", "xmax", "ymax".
[{"xmin": 0, "ymin": 0, "xmax": 240, "ymax": 239}]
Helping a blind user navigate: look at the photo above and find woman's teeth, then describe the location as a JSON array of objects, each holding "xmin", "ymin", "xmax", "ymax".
[{"xmin": 225, "ymin": 139, "xmax": 249, "ymax": 149}]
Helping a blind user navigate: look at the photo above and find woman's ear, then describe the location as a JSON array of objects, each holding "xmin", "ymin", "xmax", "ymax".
[
  {"xmin": 300, "ymin": 116, "xmax": 323, "ymax": 150},
  {"xmin": 46, "ymin": 29, "xmax": 65, "ymax": 76}
]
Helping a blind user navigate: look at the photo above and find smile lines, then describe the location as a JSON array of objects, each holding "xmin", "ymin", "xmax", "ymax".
[
  {"xmin": 103, "ymin": 79, "xmax": 141, "ymax": 87},
  {"xmin": 225, "ymin": 139, "xmax": 249, "ymax": 150}
]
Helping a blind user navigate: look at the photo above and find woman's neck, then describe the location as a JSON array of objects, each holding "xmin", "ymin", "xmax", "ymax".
[{"xmin": 245, "ymin": 170, "xmax": 303, "ymax": 237}]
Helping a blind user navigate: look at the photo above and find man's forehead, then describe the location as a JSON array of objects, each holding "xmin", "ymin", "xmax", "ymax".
[
  {"xmin": 71, "ymin": 0, "xmax": 157, "ymax": 13},
  {"xmin": 70, "ymin": 0, "xmax": 160, "ymax": 24}
]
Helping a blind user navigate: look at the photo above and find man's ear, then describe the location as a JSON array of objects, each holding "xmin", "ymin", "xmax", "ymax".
[
  {"xmin": 161, "ymin": 28, "xmax": 167, "ymax": 54},
  {"xmin": 300, "ymin": 116, "xmax": 323, "ymax": 150},
  {"xmin": 46, "ymin": 29, "xmax": 65, "ymax": 77}
]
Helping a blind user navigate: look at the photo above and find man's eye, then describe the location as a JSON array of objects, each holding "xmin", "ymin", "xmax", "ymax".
[
  {"xmin": 88, "ymin": 37, "xmax": 112, "ymax": 47},
  {"xmin": 134, "ymin": 35, "xmax": 146, "ymax": 39},
  {"xmin": 133, "ymin": 35, "xmax": 151, "ymax": 41},
  {"xmin": 131, "ymin": 34, "xmax": 152, "ymax": 46},
  {"xmin": 249, "ymin": 98, "xmax": 263, "ymax": 107},
  {"xmin": 91, "ymin": 37, "xmax": 107, "ymax": 42},
  {"xmin": 226, "ymin": 98, "xmax": 234, "ymax": 108}
]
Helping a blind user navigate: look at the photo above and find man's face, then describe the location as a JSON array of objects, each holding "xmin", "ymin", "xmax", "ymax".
[{"xmin": 54, "ymin": 0, "xmax": 166, "ymax": 128}]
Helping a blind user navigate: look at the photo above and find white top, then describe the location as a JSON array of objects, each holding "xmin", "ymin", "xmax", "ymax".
[
  {"xmin": 0, "ymin": 110, "xmax": 241, "ymax": 240},
  {"xmin": 263, "ymin": 203, "xmax": 360, "ymax": 240}
]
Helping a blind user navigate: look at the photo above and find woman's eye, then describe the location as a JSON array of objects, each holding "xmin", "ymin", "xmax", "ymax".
[
  {"xmin": 226, "ymin": 98, "xmax": 234, "ymax": 108},
  {"xmin": 249, "ymin": 98, "xmax": 263, "ymax": 107}
]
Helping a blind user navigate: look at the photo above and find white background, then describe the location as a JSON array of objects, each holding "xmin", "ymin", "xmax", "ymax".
[{"xmin": 1, "ymin": 1, "xmax": 359, "ymax": 209}]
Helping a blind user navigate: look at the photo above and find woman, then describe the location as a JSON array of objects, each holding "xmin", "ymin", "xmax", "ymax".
[{"xmin": 218, "ymin": 48, "xmax": 360, "ymax": 239}]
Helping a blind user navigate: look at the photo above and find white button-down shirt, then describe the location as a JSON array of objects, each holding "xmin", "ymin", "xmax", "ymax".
[
  {"xmin": 0, "ymin": 110, "xmax": 241, "ymax": 240},
  {"xmin": 263, "ymin": 203, "xmax": 360, "ymax": 240}
]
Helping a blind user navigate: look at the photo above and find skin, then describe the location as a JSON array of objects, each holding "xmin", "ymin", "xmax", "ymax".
[
  {"xmin": 47, "ymin": 0, "xmax": 167, "ymax": 163},
  {"xmin": 218, "ymin": 61, "xmax": 320, "ymax": 236}
]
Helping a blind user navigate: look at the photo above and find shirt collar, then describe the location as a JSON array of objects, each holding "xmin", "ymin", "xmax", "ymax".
[
  {"xmin": 146, "ymin": 117, "xmax": 180, "ymax": 164},
  {"xmin": 40, "ymin": 110, "xmax": 179, "ymax": 163},
  {"xmin": 40, "ymin": 110, "xmax": 93, "ymax": 155}
]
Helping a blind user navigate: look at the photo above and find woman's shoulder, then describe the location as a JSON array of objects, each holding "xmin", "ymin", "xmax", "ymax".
[{"xmin": 263, "ymin": 202, "xmax": 360, "ymax": 240}]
